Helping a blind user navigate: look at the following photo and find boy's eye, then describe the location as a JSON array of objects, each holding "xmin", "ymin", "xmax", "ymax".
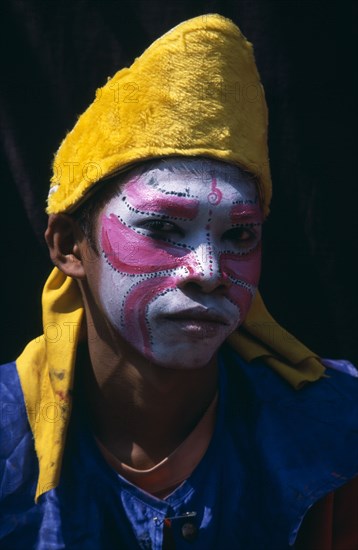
[
  {"xmin": 223, "ymin": 226, "xmax": 259, "ymax": 246},
  {"xmin": 139, "ymin": 219, "xmax": 182, "ymax": 235}
]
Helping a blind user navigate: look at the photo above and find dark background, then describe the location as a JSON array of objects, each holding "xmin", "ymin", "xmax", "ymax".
[{"xmin": 1, "ymin": 0, "xmax": 357, "ymax": 364}]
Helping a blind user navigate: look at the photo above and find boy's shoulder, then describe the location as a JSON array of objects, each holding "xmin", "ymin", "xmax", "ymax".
[
  {"xmin": 0, "ymin": 361, "xmax": 29, "ymax": 443},
  {"xmin": 0, "ymin": 361, "xmax": 41, "ymax": 538},
  {"xmin": 0, "ymin": 360, "xmax": 36, "ymax": 475}
]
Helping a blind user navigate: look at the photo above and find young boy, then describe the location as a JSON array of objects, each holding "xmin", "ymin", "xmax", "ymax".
[{"xmin": 1, "ymin": 14, "xmax": 357, "ymax": 549}]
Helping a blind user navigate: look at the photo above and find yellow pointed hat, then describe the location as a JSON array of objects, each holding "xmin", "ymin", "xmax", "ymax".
[
  {"xmin": 47, "ymin": 13, "xmax": 271, "ymax": 216},
  {"xmin": 17, "ymin": 14, "xmax": 325, "ymax": 502}
]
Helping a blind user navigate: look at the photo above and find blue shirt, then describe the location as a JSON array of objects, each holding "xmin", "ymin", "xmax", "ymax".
[{"xmin": 1, "ymin": 347, "xmax": 357, "ymax": 549}]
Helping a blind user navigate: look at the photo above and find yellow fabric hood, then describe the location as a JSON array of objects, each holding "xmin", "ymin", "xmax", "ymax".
[{"xmin": 47, "ymin": 13, "xmax": 271, "ymax": 216}]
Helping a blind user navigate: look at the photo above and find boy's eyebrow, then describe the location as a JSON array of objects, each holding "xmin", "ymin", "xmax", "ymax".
[
  {"xmin": 130, "ymin": 196, "xmax": 199, "ymax": 219},
  {"xmin": 230, "ymin": 204, "xmax": 263, "ymax": 224}
]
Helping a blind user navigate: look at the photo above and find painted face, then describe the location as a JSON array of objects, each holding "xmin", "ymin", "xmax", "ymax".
[{"xmin": 96, "ymin": 159, "xmax": 262, "ymax": 369}]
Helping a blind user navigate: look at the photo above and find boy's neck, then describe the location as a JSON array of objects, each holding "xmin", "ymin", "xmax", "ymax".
[{"xmin": 82, "ymin": 317, "xmax": 219, "ymax": 469}]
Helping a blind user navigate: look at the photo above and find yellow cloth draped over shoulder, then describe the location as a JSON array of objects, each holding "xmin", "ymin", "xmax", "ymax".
[{"xmin": 16, "ymin": 14, "xmax": 325, "ymax": 502}]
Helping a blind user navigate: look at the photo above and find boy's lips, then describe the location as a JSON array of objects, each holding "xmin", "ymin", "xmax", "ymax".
[{"xmin": 163, "ymin": 307, "xmax": 230, "ymax": 326}]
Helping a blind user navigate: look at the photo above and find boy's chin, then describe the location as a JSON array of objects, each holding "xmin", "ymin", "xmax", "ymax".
[{"xmin": 147, "ymin": 347, "xmax": 218, "ymax": 370}]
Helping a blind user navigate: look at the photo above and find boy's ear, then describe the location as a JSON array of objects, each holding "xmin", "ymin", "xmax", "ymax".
[{"xmin": 45, "ymin": 214, "xmax": 87, "ymax": 279}]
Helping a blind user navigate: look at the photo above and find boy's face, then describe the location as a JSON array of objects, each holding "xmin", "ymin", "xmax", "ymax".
[{"xmin": 89, "ymin": 159, "xmax": 262, "ymax": 369}]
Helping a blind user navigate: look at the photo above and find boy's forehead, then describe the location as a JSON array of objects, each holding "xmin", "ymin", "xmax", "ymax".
[{"xmin": 121, "ymin": 158, "xmax": 259, "ymax": 200}]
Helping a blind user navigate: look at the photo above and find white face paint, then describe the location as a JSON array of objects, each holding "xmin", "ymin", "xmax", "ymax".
[{"xmin": 95, "ymin": 158, "xmax": 262, "ymax": 369}]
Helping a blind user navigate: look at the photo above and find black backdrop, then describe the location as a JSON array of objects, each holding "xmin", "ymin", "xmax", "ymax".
[{"xmin": 1, "ymin": 0, "xmax": 357, "ymax": 365}]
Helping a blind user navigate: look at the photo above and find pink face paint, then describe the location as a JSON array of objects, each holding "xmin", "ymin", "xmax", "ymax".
[
  {"xmin": 101, "ymin": 214, "xmax": 190, "ymax": 274},
  {"xmin": 207, "ymin": 176, "xmax": 223, "ymax": 206},
  {"xmin": 220, "ymin": 244, "xmax": 261, "ymax": 319},
  {"xmin": 124, "ymin": 177, "xmax": 199, "ymax": 219},
  {"xmin": 123, "ymin": 275, "xmax": 179, "ymax": 356},
  {"xmin": 95, "ymin": 159, "xmax": 262, "ymax": 369},
  {"xmin": 230, "ymin": 204, "xmax": 263, "ymax": 225}
]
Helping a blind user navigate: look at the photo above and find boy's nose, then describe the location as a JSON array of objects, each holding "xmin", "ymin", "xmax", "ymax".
[{"xmin": 179, "ymin": 244, "xmax": 231, "ymax": 294}]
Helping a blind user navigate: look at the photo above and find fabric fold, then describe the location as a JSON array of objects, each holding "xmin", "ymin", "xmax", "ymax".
[
  {"xmin": 16, "ymin": 268, "xmax": 84, "ymax": 501},
  {"xmin": 228, "ymin": 291, "xmax": 325, "ymax": 389}
]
